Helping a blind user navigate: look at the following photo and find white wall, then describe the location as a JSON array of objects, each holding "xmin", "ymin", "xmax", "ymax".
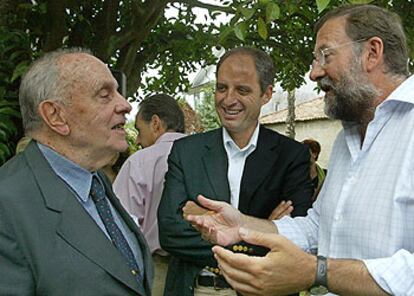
[{"xmin": 266, "ymin": 119, "xmax": 342, "ymax": 168}]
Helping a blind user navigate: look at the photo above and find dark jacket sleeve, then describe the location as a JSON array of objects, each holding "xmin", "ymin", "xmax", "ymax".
[
  {"xmin": 157, "ymin": 142, "xmax": 217, "ymax": 268},
  {"xmin": 281, "ymin": 144, "xmax": 313, "ymax": 217},
  {"xmin": 0, "ymin": 195, "xmax": 35, "ymax": 295}
]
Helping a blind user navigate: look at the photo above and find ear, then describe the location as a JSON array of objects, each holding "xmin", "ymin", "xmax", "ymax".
[
  {"xmin": 363, "ymin": 37, "xmax": 384, "ymax": 73},
  {"xmin": 38, "ymin": 101, "xmax": 70, "ymax": 136},
  {"xmin": 261, "ymin": 85, "xmax": 273, "ymax": 106},
  {"xmin": 150, "ymin": 114, "xmax": 166, "ymax": 133}
]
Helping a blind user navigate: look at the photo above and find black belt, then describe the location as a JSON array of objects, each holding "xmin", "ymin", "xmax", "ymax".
[{"xmin": 197, "ymin": 275, "xmax": 232, "ymax": 289}]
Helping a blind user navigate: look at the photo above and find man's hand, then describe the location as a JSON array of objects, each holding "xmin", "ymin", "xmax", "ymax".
[
  {"xmin": 212, "ymin": 228, "xmax": 316, "ymax": 296},
  {"xmin": 182, "ymin": 199, "xmax": 212, "ymax": 234},
  {"xmin": 268, "ymin": 200, "xmax": 293, "ymax": 220},
  {"xmin": 183, "ymin": 200, "xmax": 209, "ymax": 218},
  {"xmin": 184, "ymin": 195, "xmax": 244, "ymax": 246}
]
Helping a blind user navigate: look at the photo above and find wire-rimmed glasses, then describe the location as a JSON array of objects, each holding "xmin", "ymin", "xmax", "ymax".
[{"xmin": 312, "ymin": 38, "xmax": 368, "ymax": 69}]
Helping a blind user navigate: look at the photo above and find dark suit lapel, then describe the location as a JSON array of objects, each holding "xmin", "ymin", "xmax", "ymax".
[
  {"xmin": 201, "ymin": 129, "xmax": 230, "ymax": 202},
  {"xmin": 24, "ymin": 142, "xmax": 142, "ymax": 294},
  {"xmin": 238, "ymin": 127, "xmax": 281, "ymax": 213},
  {"xmin": 57, "ymin": 195, "xmax": 143, "ymax": 294}
]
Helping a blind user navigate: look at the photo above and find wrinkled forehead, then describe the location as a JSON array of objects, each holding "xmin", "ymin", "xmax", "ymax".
[
  {"xmin": 58, "ymin": 53, "xmax": 96, "ymax": 72},
  {"xmin": 57, "ymin": 53, "xmax": 117, "ymax": 92}
]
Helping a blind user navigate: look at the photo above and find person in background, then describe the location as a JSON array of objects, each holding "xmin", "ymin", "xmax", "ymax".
[
  {"xmin": 302, "ymin": 139, "xmax": 326, "ymax": 201},
  {"xmin": 158, "ymin": 47, "xmax": 313, "ymax": 296},
  {"xmin": 114, "ymin": 93, "xmax": 186, "ymax": 296},
  {"xmin": 0, "ymin": 48, "xmax": 153, "ymax": 295},
  {"xmin": 185, "ymin": 4, "xmax": 414, "ymax": 295}
]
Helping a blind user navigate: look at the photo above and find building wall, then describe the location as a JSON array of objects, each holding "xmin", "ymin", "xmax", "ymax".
[{"xmin": 265, "ymin": 119, "xmax": 342, "ymax": 168}]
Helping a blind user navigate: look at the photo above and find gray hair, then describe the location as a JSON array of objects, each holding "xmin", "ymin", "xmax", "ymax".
[
  {"xmin": 315, "ymin": 4, "xmax": 409, "ymax": 77},
  {"xmin": 19, "ymin": 47, "xmax": 92, "ymax": 134},
  {"xmin": 216, "ymin": 47, "xmax": 275, "ymax": 94}
]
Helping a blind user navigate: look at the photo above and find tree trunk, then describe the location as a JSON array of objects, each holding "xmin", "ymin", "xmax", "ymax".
[{"xmin": 286, "ymin": 89, "xmax": 296, "ymax": 139}]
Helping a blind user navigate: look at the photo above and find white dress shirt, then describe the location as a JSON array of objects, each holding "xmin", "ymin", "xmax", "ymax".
[
  {"xmin": 223, "ymin": 123, "xmax": 259, "ymax": 209},
  {"xmin": 200, "ymin": 124, "xmax": 260, "ymax": 277},
  {"xmin": 276, "ymin": 75, "xmax": 414, "ymax": 295}
]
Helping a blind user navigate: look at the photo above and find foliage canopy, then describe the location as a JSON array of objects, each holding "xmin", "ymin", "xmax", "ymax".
[{"xmin": 0, "ymin": 0, "xmax": 413, "ymax": 164}]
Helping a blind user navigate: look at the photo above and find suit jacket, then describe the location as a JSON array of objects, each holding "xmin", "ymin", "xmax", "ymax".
[
  {"xmin": 0, "ymin": 142, "xmax": 153, "ymax": 296},
  {"xmin": 158, "ymin": 126, "xmax": 313, "ymax": 295}
]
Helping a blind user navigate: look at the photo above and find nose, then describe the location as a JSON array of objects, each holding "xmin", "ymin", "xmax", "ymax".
[
  {"xmin": 115, "ymin": 92, "xmax": 132, "ymax": 114},
  {"xmin": 309, "ymin": 62, "xmax": 326, "ymax": 82},
  {"xmin": 221, "ymin": 88, "xmax": 238, "ymax": 105}
]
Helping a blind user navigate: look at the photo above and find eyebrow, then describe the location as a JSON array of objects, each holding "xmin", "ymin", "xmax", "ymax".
[{"xmin": 315, "ymin": 43, "xmax": 330, "ymax": 52}]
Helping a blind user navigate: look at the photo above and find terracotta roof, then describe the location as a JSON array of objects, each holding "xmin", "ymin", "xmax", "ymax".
[{"xmin": 260, "ymin": 96, "xmax": 328, "ymax": 125}]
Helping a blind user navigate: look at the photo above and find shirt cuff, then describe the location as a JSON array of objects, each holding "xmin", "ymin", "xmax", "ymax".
[
  {"xmin": 363, "ymin": 249, "xmax": 414, "ymax": 295},
  {"xmin": 274, "ymin": 216, "xmax": 313, "ymax": 253}
]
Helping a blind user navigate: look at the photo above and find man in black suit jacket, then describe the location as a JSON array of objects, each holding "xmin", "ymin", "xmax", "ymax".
[
  {"xmin": 0, "ymin": 48, "xmax": 153, "ymax": 295},
  {"xmin": 158, "ymin": 47, "xmax": 313, "ymax": 296}
]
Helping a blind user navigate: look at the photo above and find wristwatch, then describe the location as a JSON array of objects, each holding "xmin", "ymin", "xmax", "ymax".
[{"xmin": 309, "ymin": 255, "xmax": 329, "ymax": 295}]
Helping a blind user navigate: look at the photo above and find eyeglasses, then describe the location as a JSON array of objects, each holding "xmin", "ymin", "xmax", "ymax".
[{"xmin": 312, "ymin": 38, "xmax": 367, "ymax": 69}]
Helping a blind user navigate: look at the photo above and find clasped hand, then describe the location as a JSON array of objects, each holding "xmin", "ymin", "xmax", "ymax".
[{"xmin": 183, "ymin": 194, "xmax": 243, "ymax": 246}]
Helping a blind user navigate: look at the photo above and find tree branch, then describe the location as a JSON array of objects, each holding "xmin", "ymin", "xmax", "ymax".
[
  {"xmin": 93, "ymin": 0, "xmax": 120, "ymax": 60},
  {"xmin": 114, "ymin": 1, "xmax": 165, "ymax": 54},
  {"xmin": 175, "ymin": 0, "xmax": 234, "ymax": 13},
  {"xmin": 44, "ymin": 0, "xmax": 68, "ymax": 51}
]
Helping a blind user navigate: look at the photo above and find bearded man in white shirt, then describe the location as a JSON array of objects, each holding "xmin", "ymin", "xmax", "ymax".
[{"xmin": 185, "ymin": 4, "xmax": 414, "ymax": 296}]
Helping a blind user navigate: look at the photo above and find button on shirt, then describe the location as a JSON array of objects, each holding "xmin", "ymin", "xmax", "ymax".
[
  {"xmin": 275, "ymin": 75, "xmax": 414, "ymax": 295},
  {"xmin": 38, "ymin": 143, "xmax": 144, "ymax": 275},
  {"xmin": 223, "ymin": 123, "xmax": 259, "ymax": 209}
]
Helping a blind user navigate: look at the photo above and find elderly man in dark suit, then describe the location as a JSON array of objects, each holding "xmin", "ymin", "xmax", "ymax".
[
  {"xmin": 158, "ymin": 47, "xmax": 313, "ymax": 296},
  {"xmin": 0, "ymin": 48, "xmax": 153, "ymax": 295}
]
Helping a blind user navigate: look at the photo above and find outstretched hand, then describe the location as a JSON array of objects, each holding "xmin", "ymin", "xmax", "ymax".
[
  {"xmin": 212, "ymin": 228, "xmax": 315, "ymax": 296},
  {"xmin": 183, "ymin": 195, "xmax": 244, "ymax": 246}
]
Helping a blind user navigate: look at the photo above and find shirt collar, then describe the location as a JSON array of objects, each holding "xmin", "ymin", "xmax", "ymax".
[
  {"xmin": 37, "ymin": 142, "xmax": 93, "ymax": 202},
  {"xmin": 155, "ymin": 132, "xmax": 186, "ymax": 144},
  {"xmin": 342, "ymin": 75, "xmax": 414, "ymax": 129},
  {"xmin": 382, "ymin": 75, "xmax": 414, "ymax": 105},
  {"xmin": 222, "ymin": 122, "xmax": 260, "ymax": 157}
]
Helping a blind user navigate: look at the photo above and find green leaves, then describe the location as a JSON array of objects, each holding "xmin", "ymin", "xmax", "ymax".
[
  {"xmin": 0, "ymin": 0, "xmax": 412, "ymax": 167},
  {"xmin": 0, "ymin": 102, "xmax": 20, "ymax": 164},
  {"xmin": 234, "ymin": 22, "xmax": 247, "ymax": 41},
  {"xmin": 266, "ymin": 3, "xmax": 280, "ymax": 23},
  {"xmin": 316, "ymin": 0, "xmax": 331, "ymax": 13},
  {"xmin": 197, "ymin": 85, "xmax": 220, "ymax": 132},
  {"xmin": 219, "ymin": 26, "xmax": 233, "ymax": 45},
  {"xmin": 230, "ymin": 2, "xmax": 281, "ymax": 42},
  {"xmin": 0, "ymin": 142, "xmax": 12, "ymax": 165},
  {"xmin": 0, "ymin": 26, "xmax": 29, "ymax": 165},
  {"xmin": 240, "ymin": 7, "xmax": 255, "ymax": 20},
  {"xmin": 11, "ymin": 61, "xmax": 30, "ymax": 82},
  {"xmin": 258, "ymin": 17, "xmax": 268, "ymax": 40},
  {"xmin": 0, "ymin": 107, "xmax": 21, "ymax": 117}
]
